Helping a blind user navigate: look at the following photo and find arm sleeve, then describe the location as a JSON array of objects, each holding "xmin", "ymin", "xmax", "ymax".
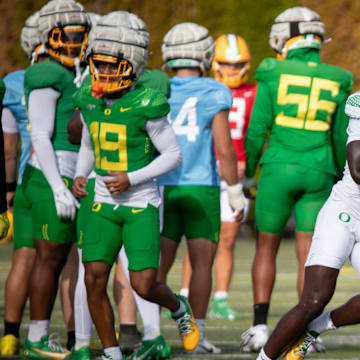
[
  {"xmin": 331, "ymin": 97, "xmax": 349, "ymax": 176},
  {"xmin": 2, "ymin": 108, "xmax": 18, "ymax": 134},
  {"xmin": 127, "ymin": 116, "xmax": 181, "ymax": 186},
  {"xmin": 74, "ymin": 114, "xmax": 94, "ymax": 179},
  {"xmin": 29, "ymin": 88, "xmax": 66, "ymax": 192},
  {"xmin": 245, "ymin": 81, "xmax": 273, "ymax": 178},
  {"xmin": 346, "ymin": 118, "xmax": 360, "ymax": 143}
]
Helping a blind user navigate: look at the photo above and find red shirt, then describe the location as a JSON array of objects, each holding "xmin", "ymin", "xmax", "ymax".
[{"xmin": 228, "ymin": 83, "xmax": 257, "ymax": 162}]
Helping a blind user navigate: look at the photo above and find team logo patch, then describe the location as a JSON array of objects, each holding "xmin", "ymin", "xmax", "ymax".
[
  {"xmin": 339, "ymin": 212, "xmax": 351, "ymax": 222},
  {"xmin": 92, "ymin": 202, "xmax": 102, "ymax": 212},
  {"xmin": 120, "ymin": 107, "xmax": 131, "ymax": 112},
  {"xmin": 104, "ymin": 108, "xmax": 111, "ymax": 115}
]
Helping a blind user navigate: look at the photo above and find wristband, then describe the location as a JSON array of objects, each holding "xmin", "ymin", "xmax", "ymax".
[{"xmin": 6, "ymin": 181, "xmax": 17, "ymax": 192}]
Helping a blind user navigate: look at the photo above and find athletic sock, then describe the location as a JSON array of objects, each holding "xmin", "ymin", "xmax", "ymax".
[
  {"xmin": 75, "ymin": 338, "xmax": 91, "ymax": 350},
  {"xmin": 253, "ymin": 303, "xmax": 269, "ymax": 326},
  {"xmin": 28, "ymin": 320, "xmax": 50, "ymax": 342},
  {"xmin": 119, "ymin": 324, "xmax": 138, "ymax": 335},
  {"xmin": 214, "ymin": 291, "xmax": 228, "ymax": 300},
  {"xmin": 104, "ymin": 346, "xmax": 122, "ymax": 360},
  {"xmin": 171, "ymin": 299, "xmax": 186, "ymax": 317},
  {"xmin": 257, "ymin": 348, "xmax": 272, "ymax": 360},
  {"xmin": 308, "ymin": 310, "xmax": 336, "ymax": 334},
  {"xmin": 4, "ymin": 321, "xmax": 20, "ymax": 337},
  {"xmin": 179, "ymin": 288, "xmax": 189, "ymax": 298},
  {"xmin": 67, "ymin": 331, "xmax": 75, "ymax": 350},
  {"xmin": 195, "ymin": 319, "xmax": 205, "ymax": 341}
]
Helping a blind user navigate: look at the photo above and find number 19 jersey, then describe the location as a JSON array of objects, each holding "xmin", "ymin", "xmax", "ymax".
[{"xmin": 158, "ymin": 76, "xmax": 233, "ymax": 187}]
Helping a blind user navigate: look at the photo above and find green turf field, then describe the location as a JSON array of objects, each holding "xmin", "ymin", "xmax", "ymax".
[{"xmin": 1, "ymin": 235, "xmax": 360, "ymax": 359}]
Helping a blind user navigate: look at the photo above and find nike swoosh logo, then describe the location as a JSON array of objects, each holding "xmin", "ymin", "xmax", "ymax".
[
  {"xmin": 31, "ymin": 348, "xmax": 69, "ymax": 359},
  {"xmin": 132, "ymin": 208, "xmax": 145, "ymax": 214},
  {"xmin": 120, "ymin": 107, "xmax": 132, "ymax": 112},
  {"xmin": 132, "ymin": 344, "xmax": 155, "ymax": 360}
]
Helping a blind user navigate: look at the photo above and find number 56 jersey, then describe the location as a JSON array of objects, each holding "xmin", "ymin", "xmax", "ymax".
[
  {"xmin": 158, "ymin": 76, "xmax": 233, "ymax": 187},
  {"xmin": 245, "ymin": 55, "xmax": 353, "ymax": 179}
]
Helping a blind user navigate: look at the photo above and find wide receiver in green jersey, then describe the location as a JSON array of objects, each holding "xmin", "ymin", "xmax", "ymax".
[
  {"xmin": 0, "ymin": 77, "xmax": 9, "ymax": 240},
  {"xmin": 241, "ymin": 6, "xmax": 353, "ymax": 353},
  {"xmin": 72, "ymin": 23, "xmax": 200, "ymax": 360}
]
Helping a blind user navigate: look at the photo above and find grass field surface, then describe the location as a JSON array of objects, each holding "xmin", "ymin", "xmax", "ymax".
[{"xmin": 1, "ymin": 235, "xmax": 360, "ymax": 359}]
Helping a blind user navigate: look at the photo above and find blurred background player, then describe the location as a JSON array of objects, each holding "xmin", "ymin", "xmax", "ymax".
[
  {"xmin": 179, "ymin": 33, "xmax": 256, "ymax": 321},
  {"xmin": 19, "ymin": 1, "xmax": 90, "ymax": 358},
  {"xmin": 157, "ymin": 22, "xmax": 245, "ymax": 354},
  {"xmin": 257, "ymin": 88, "xmax": 359, "ymax": 360},
  {"xmin": 72, "ymin": 19, "xmax": 198, "ymax": 360},
  {"xmin": 241, "ymin": 6, "xmax": 353, "ymax": 353},
  {"xmin": 0, "ymin": 77, "xmax": 9, "ymax": 241},
  {"xmin": 1, "ymin": 8, "xmax": 81, "ymax": 355}
]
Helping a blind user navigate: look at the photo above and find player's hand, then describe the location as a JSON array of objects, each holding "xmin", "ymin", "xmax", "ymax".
[
  {"xmin": 73, "ymin": 176, "xmax": 88, "ymax": 198},
  {"xmin": 105, "ymin": 172, "xmax": 130, "ymax": 195},
  {"xmin": 227, "ymin": 183, "xmax": 246, "ymax": 222},
  {"xmin": 0, "ymin": 211, "xmax": 10, "ymax": 239},
  {"xmin": 243, "ymin": 176, "xmax": 257, "ymax": 199},
  {"xmin": 53, "ymin": 187, "xmax": 80, "ymax": 221},
  {"xmin": 6, "ymin": 191, "xmax": 15, "ymax": 212}
]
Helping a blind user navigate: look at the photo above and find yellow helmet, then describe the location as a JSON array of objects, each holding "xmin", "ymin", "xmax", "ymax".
[{"xmin": 212, "ymin": 34, "xmax": 251, "ymax": 88}]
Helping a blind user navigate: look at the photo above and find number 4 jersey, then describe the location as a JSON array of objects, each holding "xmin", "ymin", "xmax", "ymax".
[
  {"xmin": 158, "ymin": 76, "xmax": 233, "ymax": 187},
  {"xmin": 245, "ymin": 50, "xmax": 353, "ymax": 179}
]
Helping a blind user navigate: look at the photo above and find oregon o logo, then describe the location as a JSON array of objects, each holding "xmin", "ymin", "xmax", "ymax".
[
  {"xmin": 63, "ymin": 178, "xmax": 69, "ymax": 188},
  {"xmin": 92, "ymin": 202, "xmax": 102, "ymax": 212},
  {"xmin": 339, "ymin": 212, "xmax": 351, "ymax": 222},
  {"xmin": 104, "ymin": 108, "xmax": 111, "ymax": 115}
]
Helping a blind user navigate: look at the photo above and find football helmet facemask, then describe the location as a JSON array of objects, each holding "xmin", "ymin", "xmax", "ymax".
[
  {"xmin": 39, "ymin": 0, "xmax": 90, "ymax": 68},
  {"xmin": 212, "ymin": 34, "xmax": 251, "ymax": 88},
  {"xmin": 269, "ymin": 6, "xmax": 326, "ymax": 59}
]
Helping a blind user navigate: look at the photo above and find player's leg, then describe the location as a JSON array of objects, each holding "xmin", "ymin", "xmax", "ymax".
[
  {"xmin": 1, "ymin": 183, "xmax": 34, "ymax": 356},
  {"xmin": 179, "ymin": 250, "xmax": 191, "ymax": 298},
  {"xmin": 113, "ymin": 256, "xmax": 141, "ymax": 355},
  {"xmin": 60, "ymin": 243, "xmax": 78, "ymax": 350},
  {"xmin": 295, "ymin": 232, "xmax": 312, "ymax": 297}
]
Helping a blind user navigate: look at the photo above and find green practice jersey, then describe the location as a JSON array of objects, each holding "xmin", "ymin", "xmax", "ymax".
[
  {"xmin": 24, "ymin": 60, "xmax": 79, "ymax": 152},
  {"xmin": 0, "ymin": 78, "xmax": 5, "ymax": 102},
  {"xmin": 245, "ymin": 49, "xmax": 353, "ymax": 178},
  {"xmin": 74, "ymin": 84, "xmax": 170, "ymax": 176}
]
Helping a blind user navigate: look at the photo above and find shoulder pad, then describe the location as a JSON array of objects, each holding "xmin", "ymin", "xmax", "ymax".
[
  {"xmin": 256, "ymin": 58, "xmax": 280, "ymax": 79},
  {"xmin": 25, "ymin": 61, "xmax": 73, "ymax": 93},
  {"xmin": 137, "ymin": 87, "xmax": 170, "ymax": 119},
  {"xmin": 345, "ymin": 92, "xmax": 360, "ymax": 118},
  {"xmin": 73, "ymin": 83, "xmax": 94, "ymax": 110}
]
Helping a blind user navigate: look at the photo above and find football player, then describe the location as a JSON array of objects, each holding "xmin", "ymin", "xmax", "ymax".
[
  {"xmin": 19, "ymin": 1, "xmax": 90, "ymax": 358},
  {"xmin": 241, "ymin": 6, "xmax": 353, "ymax": 353},
  {"xmin": 179, "ymin": 33, "xmax": 256, "ymax": 321},
  {"xmin": 157, "ymin": 22, "xmax": 245, "ymax": 354},
  {"xmin": 257, "ymin": 90, "xmax": 360, "ymax": 360},
  {"xmin": 67, "ymin": 11, "xmax": 172, "ymax": 359},
  {"xmin": 71, "ymin": 21, "xmax": 199, "ymax": 360}
]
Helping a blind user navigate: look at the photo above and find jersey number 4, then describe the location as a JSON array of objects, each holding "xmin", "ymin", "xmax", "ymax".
[
  {"xmin": 171, "ymin": 97, "xmax": 200, "ymax": 142},
  {"xmin": 276, "ymin": 74, "xmax": 340, "ymax": 131},
  {"xmin": 90, "ymin": 122, "xmax": 128, "ymax": 171}
]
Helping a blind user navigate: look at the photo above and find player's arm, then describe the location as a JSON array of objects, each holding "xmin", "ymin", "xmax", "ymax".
[
  {"xmin": 212, "ymin": 109, "xmax": 245, "ymax": 215},
  {"xmin": 73, "ymin": 115, "xmax": 94, "ymax": 198},
  {"xmin": 29, "ymin": 88, "xmax": 79, "ymax": 220},
  {"xmin": 67, "ymin": 109, "xmax": 83, "ymax": 145},
  {"xmin": 104, "ymin": 116, "xmax": 181, "ymax": 194},
  {"xmin": 2, "ymin": 108, "xmax": 18, "ymax": 209},
  {"xmin": 346, "ymin": 118, "xmax": 360, "ymax": 184},
  {"xmin": 244, "ymin": 81, "xmax": 273, "ymax": 178}
]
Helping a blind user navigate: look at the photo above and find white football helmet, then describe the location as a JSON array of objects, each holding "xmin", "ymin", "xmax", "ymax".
[
  {"xmin": 20, "ymin": 11, "xmax": 45, "ymax": 63},
  {"xmin": 87, "ymin": 12, "xmax": 101, "ymax": 29},
  {"xmin": 38, "ymin": 0, "xmax": 90, "ymax": 67},
  {"xmin": 162, "ymin": 22, "xmax": 214, "ymax": 71},
  {"xmin": 269, "ymin": 6, "xmax": 326, "ymax": 57},
  {"xmin": 87, "ymin": 25, "xmax": 148, "ymax": 94}
]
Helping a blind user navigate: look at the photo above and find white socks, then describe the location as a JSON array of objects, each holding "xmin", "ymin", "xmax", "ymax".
[
  {"xmin": 171, "ymin": 298, "xmax": 186, "ymax": 317},
  {"xmin": 28, "ymin": 320, "xmax": 50, "ymax": 342},
  {"xmin": 104, "ymin": 346, "xmax": 122, "ymax": 360},
  {"xmin": 179, "ymin": 288, "xmax": 189, "ymax": 298},
  {"xmin": 308, "ymin": 310, "xmax": 336, "ymax": 334},
  {"xmin": 75, "ymin": 338, "xmax": 90, "ymax": 351},
  {"xmin": 214, "ymin": 291, "xmax": 228, "ymax": 300},
  {"xmin": 195, "ymin": 319, "xmax": 205, "ymax": 341}
]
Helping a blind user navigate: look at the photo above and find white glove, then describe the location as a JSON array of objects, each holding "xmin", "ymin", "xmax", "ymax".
[
  {"xmin": 53, "ymin": 187, "xmax": 80, "ymax": 221},
  {"xmin": 227, "ymin": 183, "xmax": 246, "ymax": 212}
]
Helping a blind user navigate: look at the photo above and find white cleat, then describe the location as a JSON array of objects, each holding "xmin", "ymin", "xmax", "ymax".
[
  {"xmin": 187, "ymin": 338, "xmax": 221, "ymax": 354},
  {"xmin": 307, "ymin": 336, "xmax": 326, "ymax": 353},
  {"xmin": 240, "ymin": 324, "xmax": 270, "ymax": 353}
]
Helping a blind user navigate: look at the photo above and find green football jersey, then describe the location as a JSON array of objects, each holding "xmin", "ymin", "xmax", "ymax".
[
  {"xmin": 24, "ymin": 60, "xmax": 79, "ymax": 152},
  {"xmin": 245, "ymin": 48, "xmax": 353, "ymax": 178},
  {"xmin": 0, "ymin": 77, "xmax": 5, "ymax": 103},
  {"xmin": 74, "ymin": 84, "xmax": 170, "ymax": 176}
]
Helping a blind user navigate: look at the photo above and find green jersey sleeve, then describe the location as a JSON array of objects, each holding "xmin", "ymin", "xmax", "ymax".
[
  {"xmin": 0, "ymin": 78, "xmax": 5, "ymax": 103},
  {"xmin": 137, "ymin": 69, "xmax": 171, "ymax": 98}
]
